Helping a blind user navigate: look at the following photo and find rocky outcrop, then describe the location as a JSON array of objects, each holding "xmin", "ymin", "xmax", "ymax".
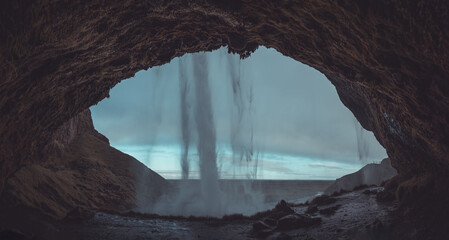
[
  {"xmin": 1, "ymin": 110, "xmax": 168, "ymax": 218},
  {"xmin": 0, "ymin": 0, "xmax": 449, "ymax": 237},
  {"xmin": 48, "ymin": 109, "xmax": 109, "ymax": 149},
  {"xmin": 324, "ymin": 158, "xmax": 397, "ymax": 195}
]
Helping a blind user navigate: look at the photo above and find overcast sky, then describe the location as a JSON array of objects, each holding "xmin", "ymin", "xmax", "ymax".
[{"xmin": 91, "ymin": 47, "xmax": 387, "ymax": 180}]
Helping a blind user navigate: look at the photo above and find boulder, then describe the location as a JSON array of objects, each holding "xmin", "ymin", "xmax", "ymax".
[
  {"xmin": 277, "ymin": 214, "xmax": 321, "ymax": 230},
  {"xmin": 253, "ymin": 221, "xmax": 271, "ymax": 231},
  {"xmin": 318, "ymin": 205, "xmax": 341, "ymax": 217},
  {"xmin": 309, "ymin": 195, "xmax": 337, "ymax": 206}
]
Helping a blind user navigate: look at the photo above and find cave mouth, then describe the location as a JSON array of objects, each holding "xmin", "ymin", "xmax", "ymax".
[
  {"xmin": 1, "ymin": 0, "xmax": 448, "ymax": 238},
  {"xmin": 90, "ymin": 46, "xmax": 389, "ymax": 217}
]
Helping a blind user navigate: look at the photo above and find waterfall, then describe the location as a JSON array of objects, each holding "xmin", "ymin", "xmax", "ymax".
[
  {"xmin": 354, "ymin": 118, "xmax": 370, "ymax": 163},
  {"xmin": 227, "ymin": 53, "xmax": 256, "ymax": 178},
  {"xmin": 178, "ymin": 57, "xmax": 191, "ymax": 180},
  {"xmin": 151, "ymin": 51, "xmax": 264, "ymax": 217},
  {"xmin": 192, "ymin": 53, "xmax": 222, "ymax": 214}
]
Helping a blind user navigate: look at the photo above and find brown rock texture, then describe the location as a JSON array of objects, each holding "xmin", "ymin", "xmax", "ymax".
[
  {"xmin": 0, "ymin": 0, "xmax": 448, "ymax": 237},
  {"xmin": 1, "ymin": 109, "xmax": 168, "ymax": 218}
]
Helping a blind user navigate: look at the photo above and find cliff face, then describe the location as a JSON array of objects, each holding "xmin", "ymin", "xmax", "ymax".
[
  {"xmin": 1, "ymin": 109, "xmax": 168, "ymax": 218},
  {"xmin": 45, "ymin": 109, "xmax": 109, "ymax": 154},
  {"xmin": 324, "ymin": 158, "xmax": 397, "ymax": 195},
  {"xmin": 0, "ymin": 0, "xmax": 449, "ymax": 236}
]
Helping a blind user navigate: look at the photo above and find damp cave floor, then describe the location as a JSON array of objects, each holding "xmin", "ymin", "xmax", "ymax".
[{"xmin": 0, "ymin": 187, "xmax": 397, "ymax": 240}]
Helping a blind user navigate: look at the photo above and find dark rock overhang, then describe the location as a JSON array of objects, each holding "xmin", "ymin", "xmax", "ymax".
[{"xmin": 1, "ymin": 1, "xmax": 449, "ymax": 234}]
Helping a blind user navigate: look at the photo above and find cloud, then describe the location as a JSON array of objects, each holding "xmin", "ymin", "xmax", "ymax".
[{"xmin": 308, "ymin": 163, "xmax": 344, "ymax": 170}]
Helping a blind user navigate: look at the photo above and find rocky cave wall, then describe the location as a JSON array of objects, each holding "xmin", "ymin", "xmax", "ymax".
[
  {"xmin": 1, "ymin": 0, "xmax": 449, "ymax": 205},
  {"xmin": 1, "ymin": 108, "xmax": 168, "ymax": 218}
]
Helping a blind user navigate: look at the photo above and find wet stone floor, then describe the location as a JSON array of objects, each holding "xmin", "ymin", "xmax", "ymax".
[{"xmin": 1, "ymin": 187, "xmax": 398, "ymax": 240}]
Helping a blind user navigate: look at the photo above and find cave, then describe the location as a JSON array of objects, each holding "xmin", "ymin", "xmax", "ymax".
[
  {"xmin": 89, "ymin": 46, "xmax": 391, "ymax": 217},
  {"xmin": 1, "ymin": 1, "xmax": 449, "ymax": 239}
]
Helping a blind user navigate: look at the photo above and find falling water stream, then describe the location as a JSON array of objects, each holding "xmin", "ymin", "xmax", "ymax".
[
  {"xmin": 178, "ymin": 57, "xmax": 191, "ymax": 180},
  {"xmin": 192, "ymin": 53, "xmax": 222, "ymax": 214},
  {"xmin": 227, "ymin": 53, "xmax": 256, "ymax": 178},
  {"xmin": 120, "ymin": 48, "xmax": 388, "ymax": 217},
  {"xmin": 148, "ymin": 51, "xmax": 265, "ymax": 217},
  {"xmin": 353, "ymin": 118, "xmax": 371, "ymax": 163}
]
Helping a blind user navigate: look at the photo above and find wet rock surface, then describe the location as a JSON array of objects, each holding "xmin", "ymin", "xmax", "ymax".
[
  {"xmin": 64, "ymin": 207, "xmax": 95, "ymax": 222},
  {"xmin": 376, "ymin": 190, "xmax": 395, "ymax": 203},
  {"xmin": 252, "ymin": 200, "xmax": 321, "ymax": 236},
  {"xmin": 276, "ymin": 214, "xmax": 321, "ymax": 230},
  {"xmin": 309, "ymin": 195, "xmax": 337, "ymax": 206},
  {"xmin": 305, "ymin": 205, "xmax": 319, "ymax": 215},
  {"xmin": 318, "ymin": 205, "xmax": 341, "ymax": 217},
  {"xmin": 253, "ymin": 221, "xmax": 271, "ymax": 231},
  {"xmin": 0, "ymin": 187, "xmax": 398, "ymax": 239}
]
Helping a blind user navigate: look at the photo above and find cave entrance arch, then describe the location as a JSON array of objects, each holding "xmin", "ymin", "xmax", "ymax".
[
  {"xmin": 2, "ymin": 0, "xmax": 447, "ymax": 189},
  {"xmin": 89, "ymin": 46, "xmax": 389, "ymax": 216},
  {"xmin": 91, "ymin": 46, "xmax": 388, "ymax": 180},
  {"xmin": 1, "ymin": 1, "xmax": 449, "ymax": 237}
]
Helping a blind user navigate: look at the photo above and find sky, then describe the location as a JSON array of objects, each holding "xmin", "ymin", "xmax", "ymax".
[{"xmin": 90, "ymin": 47, "xmax": 387, "ymax": 180}]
